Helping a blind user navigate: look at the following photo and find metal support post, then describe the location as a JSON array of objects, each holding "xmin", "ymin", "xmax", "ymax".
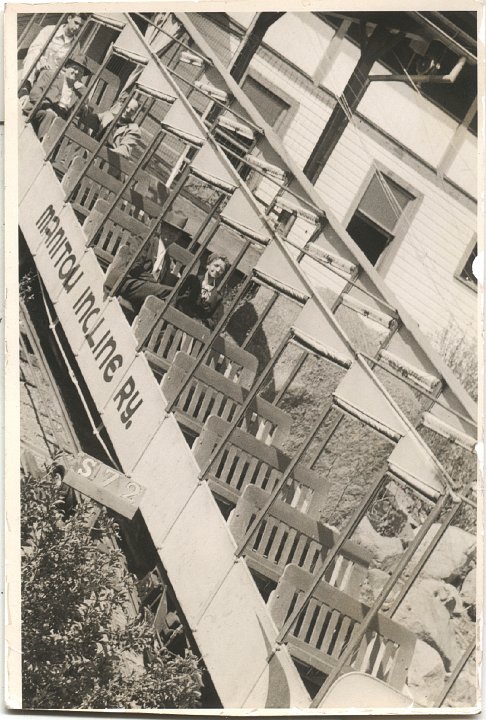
[
  {"xmin": 199, "ymin": 329, "xmax": 293, "ymax": 482},
  {"xmin": 107, "ymin": 162, "xmax": 193, "ymax": 297},
  {"xmin": 135, "ymin": 220, "xmax": 223, "ymax": 351},
  {"xmin": 86, "ymin": 127, "xmax": 166, "ymax": 243},
  {"xmin": 273, "ymin": 349, "xmax": 307, "ymax": 404},
  {"xmin": 436, "ymin": 640, "xmax": 476, "ymax": 707},
  {"xmin": 308, "ymin": 413, "xmax": 344, "ymax": 469},
  {"xmin": 310, "ymin": 492, "xmax": 450, "ymax": 707},
  {"xmin": 64, "ymin": 91, "xmax": 134, "ymax": 202},
  {"xmin": 235, "ymin": 400, "xmax": 335, "ymax": 557},
  {"xmin": 241, "ymin": 291, "xmax": 278, "ymax": 350},
  {"xmin": 275, "ymin": 471, "xmax": 390, "ymax": 643},
  {"xmin": 45, "ymin": 42, "xmax": 115, "ymax": 162},
  {"xmin": 187, "ymin": 193, "xmax": 226, "ymax": 252},
  {"xmin": 164, "ymin": 253, "xmax": 253, "ymax": 415},
  {"xmin": 387, "ymin": 497, "xmax": 462, "ymax": 617},
  {"xmin": 18, "ymin": 14, "xmax": 65, "ymax": 92}
]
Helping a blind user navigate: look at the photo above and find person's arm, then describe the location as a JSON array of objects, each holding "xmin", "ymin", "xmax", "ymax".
[
  {"xmin": 110, "ymin": 125, "xmax": 141, "ymax": 158},
  {"xmin": 21, "ymin": 26, "xmax": 54, "ymax": 81},
  {"xmin": 23, "ymin": 70, "xmax": 54, "ymax": 114}
]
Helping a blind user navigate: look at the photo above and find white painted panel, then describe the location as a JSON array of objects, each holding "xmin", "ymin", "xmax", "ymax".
[
  {"xmin": 52, "ymin": 250, "xmax": 108, "ymax": 356},
  {"xmin": 196, "ymin": 559, "xmax": 310, "ymax": 708},
  {"xmin": 18, "ymin": 123, "xmax": 45, "ymax": 202},
  {"xmin": 264, "ymin": 13, "xmax": 335, "ymax": 78},
  {"xmin": 162, "ymin": 483, "xmax": 237, "ymax": 627},
  {"xmin": 360, "ymin": 76, "xmax": 456, "ymax": 168},
  {"xmin": 134, "ymin": 415, "xmax": 201, "ymax": 540},
  {"xmin": 446, "ymin": 131, "xmax": 478, "ymax": 199},
  {"xmin": 101, "ymin": 352, "xmax": 168, "ymax": 472}
]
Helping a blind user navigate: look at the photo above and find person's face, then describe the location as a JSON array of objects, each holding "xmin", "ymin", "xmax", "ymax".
[
  {"xmin": 207, "ymin": 258, "xmax": 226, "ymax": 280},
  {"xmin": 66, "ymin": 15, "xmax": 83, "ymax": 38},
  {"xmin": 64, "ymin": 65, "xmax": 81, "ymax": 84},
  {"xmin": 121, "ymin": 99, "xmax": 139, "ymax": 121}
]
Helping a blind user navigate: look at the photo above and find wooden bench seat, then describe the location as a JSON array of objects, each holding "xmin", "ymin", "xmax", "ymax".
[
  {"xmin": 133, "ymin": 298, "xmax": 258, "ymax": 388},
  {"xmin": 63, "ymin": 154, "xmax": 163, "ymax": 223},
  {"xmin": 160, "ymin": 351, "xmax": 291, "ymax": 447},
  {"xmin": 228, "ymin": 486, "xmax": 371, "ymax": 596},
  {"xmin": 193, "ymin": 415, "xmax": 328, "ymax": 517},
  {"xmin": 269, "ymin": 564, "xmax": 416, "ymax": 691}
]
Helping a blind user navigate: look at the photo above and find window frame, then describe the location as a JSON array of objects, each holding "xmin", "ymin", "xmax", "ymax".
[
  {"xmin": 454, "ymin": 233, "xmax": 478, "ymax": 293},
  {"xmin": 240, "ymin": 69, "xmax": 298, "ymax": 135},
  {"xmin": 344, "ymin": 164, "xmax": 422, "ymax": 271}
]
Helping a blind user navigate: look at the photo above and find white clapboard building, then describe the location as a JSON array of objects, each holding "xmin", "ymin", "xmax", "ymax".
[{"xmin": 188, "ymin": 11, "xmax": 478, "ymax": 351}]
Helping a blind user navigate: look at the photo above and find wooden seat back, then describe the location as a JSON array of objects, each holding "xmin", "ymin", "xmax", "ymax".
[
  {"xmin": 62, "ymin": 152, "xmax": 162, "ymax": 222},
  {"xmin": 83, "ymin": 198, "xmax": 149, "ymax": 268},
  {"xmin": 133, "ymin": 298, "xmax": 258, "ymax": 388},
  {"xmin": 228, "ymin": 486, "xmax": 371, "ymax": 596},
  {"xmin": 193, "ymin": 416, "xmax": 328, "ymax": 517},
  {"xmin": 161, "ymin": 351, "xmax": 291, "ymax": 446},
  {"xmin": 269, "ymin": 564, "xmax": 416, "ymax": 690}
]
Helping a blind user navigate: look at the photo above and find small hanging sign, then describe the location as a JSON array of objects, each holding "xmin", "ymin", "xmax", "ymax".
[{"xmin": 63, "ymin": 452, "xmax": 145, "ymax": 519}]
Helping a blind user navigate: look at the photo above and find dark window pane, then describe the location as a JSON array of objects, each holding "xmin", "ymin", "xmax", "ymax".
[
  {"xmin": 242, "ymin": 76, "xmax": 290, "ymax": 129},
  {"xmin": 358, "ymin": 173, "xmax": 413, "ymax": 232},
  {"xmin": 346, "ymin": 212, "xmax": 391, "ymax": 264},
  {"xmin": 461, "ymin": 243, "xmax": 477, "ymax": 285}
]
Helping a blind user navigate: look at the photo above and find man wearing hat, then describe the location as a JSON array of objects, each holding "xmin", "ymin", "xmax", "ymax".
[
  {"xmin": 23, "ymin": 53, "xmax": 91, "ymax": 140},
  {"xmin": 81, "ymin": 93, "xmax": 142, "ymax": 159},
  {"xmin": 104, "ymin": 209, "xmax": 193, "ymax": 312}
]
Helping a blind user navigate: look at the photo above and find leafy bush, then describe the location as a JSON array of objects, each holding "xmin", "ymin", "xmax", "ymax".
[{"xmin": 21, "ymin": 467, "xmax": 202, "ymax": 710}]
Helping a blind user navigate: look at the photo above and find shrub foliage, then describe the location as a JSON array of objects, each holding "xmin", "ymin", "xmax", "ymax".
[{"xmin": 21, "ymin": 467, "xmax": 202, "ymax": 710}]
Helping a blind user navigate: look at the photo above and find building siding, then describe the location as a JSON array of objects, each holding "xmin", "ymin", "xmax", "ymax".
[{"xmin": 191, "ymin": 13, "xmax": 478, "ymax": 348}]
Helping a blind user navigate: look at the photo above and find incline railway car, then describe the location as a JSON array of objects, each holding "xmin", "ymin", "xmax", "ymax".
[{"xmin": 10, "ymin": 8, "xmax": 479, "ymax": 712}]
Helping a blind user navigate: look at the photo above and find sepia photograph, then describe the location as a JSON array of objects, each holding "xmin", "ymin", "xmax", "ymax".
[{"xmin": 5, "ymin": 3, "xmax": 481, "ymax": 713}]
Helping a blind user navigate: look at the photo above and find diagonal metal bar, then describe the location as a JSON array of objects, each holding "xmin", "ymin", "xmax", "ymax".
[
  {"xmin": 235, "ymin": 400, "xmax": 335, "ymax": 557},
  {"xmin": 107, "ymin": 162, "xmax": 193, "ymax": 298},
  {"xmin": 18, "ymin": 13, "xmax": 44, "ymax": 49},
  {"xmin": 310, "ymin": 491, "xmax": 450, "ymax": 707},
  {"xmin": 308, "ymin": 412, "xmax": 343, "ymax": 469},
  {"xmin": 436, "ymin": 639, "xmax": 476, "ymax": 707},
  {"xmin": 26, "ymin": 19, "xmax": 94, "ymax": 122},
  {"xmin": 45, "ymin": 43, "xmax": 115, "ymax": 162},
  {"xmin": 86, "ymin": 127, "xmax": 166, "ymax": 245},
  {"xmin": 273, "ymin": 348, "xmax": 307, "ymax": 405},
  {"xmin": 163, "ymin": 240, "xmax": 253, "ymax": 414},
  {"xmin": 64, "ymin": 91, "xmax": 134, "ymax": 203},
  {"xmin": 18, "ymin": 14, "xmax": 65, "ymax": 92},
  {"xmin": 387, "ymin": 497, "xmax": 462, "ymax": 617},
  {"xmin": 198, "ymin": 328, "xmax": 293, "ymax": 483},
  {"xmin": 275, "ymin": 471, "xmax": 389, "ymax": 643},
  {"xmin": 241, "ymin": 290, "xmax": 278, "ymax": 350},
  {"xmin": 134, "ymin": 218, "xmax": 221, "ymax": 352}
]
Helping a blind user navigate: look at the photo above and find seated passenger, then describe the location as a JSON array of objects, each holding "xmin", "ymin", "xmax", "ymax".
[
  {"xmin": 103, "ymin": 210, "xmax": 192, "ymax": 312},
  {"xmin": 23, "ymin": 54, "xmax": 91, "ymax": 140},
  {"xmin": 19, "ymin": 14, "xmax": 86, "ymax": 101},
  {"xmin": 176, "ymin": 254, "xmax": 230, "ymax": 330},
  {"xmin": 82, "ymin": 96, "xmax": 141, "ymax": 158}
]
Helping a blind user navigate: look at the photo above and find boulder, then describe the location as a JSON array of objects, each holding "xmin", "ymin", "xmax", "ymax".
[
  {"xmin": 444, "ymin": 656, "xmax": 479, "ymax": 709},
  {"xmin": 415, "ymin": 524, "xmax": 475, "ymax": 584},
  {"xmin": 461, "ymin": 568, "xmax": 476, "ymax": 607},
  {"xmin": 393, "ymin": 580, "xmax": 461, "ymax": 670},
  {"xmin": 419, "ymin": 578, "xmax": 465, "ymax": 617},
  {"xmin": 353, "ymin": 517, "xmax": 404, "ymax": 568},
  {"xmin": 407, "ymin": 640, "xmax": 446, "ymax": 706}
]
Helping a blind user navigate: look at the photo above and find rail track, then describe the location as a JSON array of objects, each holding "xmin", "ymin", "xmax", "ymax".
[{"xmin": 19, "ymin": 298, "xmax": 80, "ymax": 472}]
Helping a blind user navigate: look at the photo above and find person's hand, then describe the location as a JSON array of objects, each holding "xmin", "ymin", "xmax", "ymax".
[
  {"xmin": 74, "ymin": 80, "xmax": 86, "ymax": 91},
  {"xmin": 38, "ymin": 56, "xmax": 51, "ymax": 70}
]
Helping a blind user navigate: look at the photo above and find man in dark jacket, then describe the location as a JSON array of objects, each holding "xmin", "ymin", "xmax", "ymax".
[
  {"xmin": 23, "ymin": 53, "xmax": 90, "ymax": 139},
  {"xmin": 103, "ymin": 210, "xmax": 192, "ymax": 312}
]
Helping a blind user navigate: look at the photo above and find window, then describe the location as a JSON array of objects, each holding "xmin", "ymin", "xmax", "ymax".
[
  {"xmin": 241, "ymin": 76, "xmax": 290, "ymax": 130},
  {"xmin": 346, "ymin": 172, "xmax": 415, "ymax": 265},
  {"xmin": 455, "ymin": 235, "xmax": 478, "ymax": 290}
]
